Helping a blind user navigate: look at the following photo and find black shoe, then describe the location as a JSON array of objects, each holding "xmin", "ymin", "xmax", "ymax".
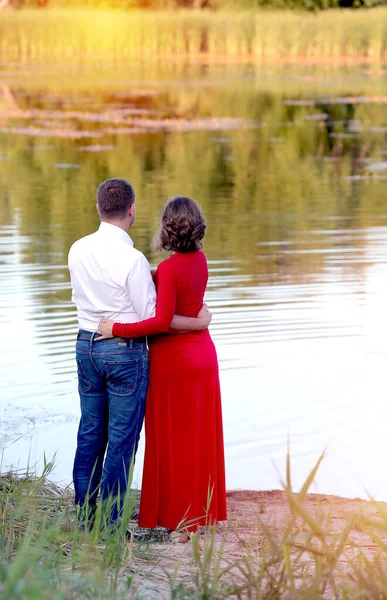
[{"xmin": 127, "ymin": 528, "xmax": 171, "ymax": 543}]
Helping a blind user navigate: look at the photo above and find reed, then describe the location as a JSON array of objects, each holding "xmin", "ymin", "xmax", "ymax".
[
  {"xmin": 3, "ymin": 453, "xmax": 387, "ymax": 598},
  {"xmin": 186, "ymin": 453, "xmax": 387, "ymax": 599},
  {"xmin": 0, "ymin": 455, "xmax": 141, "ymax": 599},
  {"xmin": 0, "ymin": 8, "xmax": 387, "ymax": 64}
]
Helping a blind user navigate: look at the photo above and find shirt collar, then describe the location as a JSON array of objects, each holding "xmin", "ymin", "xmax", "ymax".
[{"xmin": 98, "ymin": 221, "xmax": 134, "ymax": 246}]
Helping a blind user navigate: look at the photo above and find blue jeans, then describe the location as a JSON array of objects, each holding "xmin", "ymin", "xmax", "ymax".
[{"xmin": 73, "ymin": 332, "xmax": 149, "ymax": 523}]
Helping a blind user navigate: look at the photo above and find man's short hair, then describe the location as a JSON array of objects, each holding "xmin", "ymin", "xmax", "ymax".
[{"xmin": 96, "ymin": 178, "xmax": 135, "ymax": 220}]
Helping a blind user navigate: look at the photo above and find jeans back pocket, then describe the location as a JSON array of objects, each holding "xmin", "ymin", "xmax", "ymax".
[{"xmin": 102, "ymin": 358, "xmax": 139, "ymax": 396}]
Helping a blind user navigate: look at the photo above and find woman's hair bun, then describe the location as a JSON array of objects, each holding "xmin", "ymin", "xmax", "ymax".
[{"xmin": 154, "ymin": 197, "xmax": 207, "ymax": 253}]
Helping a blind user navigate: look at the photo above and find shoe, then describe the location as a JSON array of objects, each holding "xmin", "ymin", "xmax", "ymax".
[{"xmin": 128, "ymin": 528, "xmax": 171, "ymax": 543}]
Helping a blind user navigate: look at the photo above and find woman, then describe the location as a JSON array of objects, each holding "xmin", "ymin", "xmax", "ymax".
[{"xmin": 97, "ymin": 196, "xmax": 227, "ymax": 534}]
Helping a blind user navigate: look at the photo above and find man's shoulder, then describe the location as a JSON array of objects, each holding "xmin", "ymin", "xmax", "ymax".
[
  {"xmin": 68, "ymin": 231, "xmax": 149, "ymax": 269},
  {"xmin": 107, "ymin": 236, "xmax": 147, "ymax": 260},
  {"xmin": 129, "ymin": 245, "xmax": 147, "ymax": 260},
  {"xmin": 68, "ymin": 232, "xmax": 97, "ymax": 258},
  {"xmin": 70, "ymin": 231, "xmax": 98, "ymax": 248}
]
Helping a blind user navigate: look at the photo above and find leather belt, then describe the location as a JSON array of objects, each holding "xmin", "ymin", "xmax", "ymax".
[{"xmin": 77, "ymin": 331, "xmax": 146, "ymax": 345}]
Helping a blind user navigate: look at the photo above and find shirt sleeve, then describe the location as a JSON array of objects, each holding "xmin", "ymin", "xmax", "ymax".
[
  {"xmin": 68, "ymin": 246, "xmax": 77, "ymax": 305},
  {"xmin": 113, "ymin": 259, "xmax": 176, "ymax": 338},
  {"xmin": 124, "ymin": 253, "xmax": 156, "ymax": 321}
]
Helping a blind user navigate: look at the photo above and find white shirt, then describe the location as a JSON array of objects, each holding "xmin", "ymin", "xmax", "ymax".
[{"xmin": 68, "ymin": 222, "xmax": 156, "ymax": 332}]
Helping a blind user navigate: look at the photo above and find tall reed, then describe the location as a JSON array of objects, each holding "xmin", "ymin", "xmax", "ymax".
[
  {"xmin": 4, "ymin": 452, "xmax": 387, "ymax": 598},
  {"xmin": 0, "ymin": 8, "xmax": 387, "ymax": 64},
  {"xmin": 0, "ymin": 455, "xmax": 140, "ymax": 599},
  {"xmin": 170, "ymin": 453, "xmax": 387, "ymax": 598}
]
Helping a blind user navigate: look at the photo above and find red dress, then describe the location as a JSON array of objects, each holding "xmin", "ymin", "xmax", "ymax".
[{"xmin": 112, "ymin": 250, "xmax": 227, "ymax": 531}]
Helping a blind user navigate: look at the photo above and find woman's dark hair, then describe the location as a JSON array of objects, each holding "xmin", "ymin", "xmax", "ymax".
[
  {"xmin": 154, "ymin": 196, "xmax": 207, "ymax": 253},
  {"xmin": 96, "ymin": 178, "xmax": 135, "ymax": 220}
]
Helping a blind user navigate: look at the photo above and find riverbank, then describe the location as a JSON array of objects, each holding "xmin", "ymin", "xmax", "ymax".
[
  {"xmin": 2, "ymin": 464, "xmax": 387, "ymax": 599},
  {"xmin": 0, "ymin": 8, "xmax": 387, "ymax": 65},
  {"xmin": 139, "ymin": 488, "xmax": 387, "ymax": 598}
]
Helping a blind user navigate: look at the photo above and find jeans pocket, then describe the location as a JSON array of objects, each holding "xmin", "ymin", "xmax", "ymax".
[
  {"xmin": 102, "ymin": 358, "xmax": 139, "ymax": 396},
  {"xmin": 76, "ymin": 358, "xmax": 92, "ymax": 394}
]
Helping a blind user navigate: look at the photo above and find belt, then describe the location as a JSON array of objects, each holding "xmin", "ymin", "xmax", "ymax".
[{"xmin": 77, "ymin": 331, "xmax": 146, "ymax": 345}]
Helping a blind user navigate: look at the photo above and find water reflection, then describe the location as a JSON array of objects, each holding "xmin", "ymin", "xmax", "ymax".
[{"xmin": 1, "ymin": 65, "xmax": 387, "ymax": 497}]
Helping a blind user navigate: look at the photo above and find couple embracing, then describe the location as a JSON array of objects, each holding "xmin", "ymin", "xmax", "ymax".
[{"xmin": 68, "ymin": 178, "xmax": 226, "ymax": 538}]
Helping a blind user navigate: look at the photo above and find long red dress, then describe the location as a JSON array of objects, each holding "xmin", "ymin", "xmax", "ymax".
[{"xmin": 112, "ymin": 250, "xmax": 227, "ymax": 531}]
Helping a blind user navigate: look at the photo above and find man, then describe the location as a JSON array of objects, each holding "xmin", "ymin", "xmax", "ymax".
[{"xmin": 68, "ymin": 178, "xmax": 210, "ymax": 525}]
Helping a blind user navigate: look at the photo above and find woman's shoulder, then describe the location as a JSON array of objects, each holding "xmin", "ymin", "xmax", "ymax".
[
  {"xmin": 156, "ymin": 255, "xmax": 177, "ymax": 274},
  {"xmin": 173, "ymin": 250, "xmax": 207, "ymax": 261},
  {"xmin": 160, "ymin": 250, "xmax": 207, "ymax": 268},
  {"xmin": 171, "ymin": 250, "xmax": 208, "ymax": 273},
  {"xmin": 189, "ymin": 249, "xmax": 207, "ymax": 265}
]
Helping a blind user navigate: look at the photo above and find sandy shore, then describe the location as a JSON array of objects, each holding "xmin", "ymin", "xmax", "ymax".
[
  {"xmin": 3, "ymin": 464, "xmax": 386, "ymax": 598},
  {"xmin": 126, "ymin": 489, "xmax": 387, "ymax": 598}
]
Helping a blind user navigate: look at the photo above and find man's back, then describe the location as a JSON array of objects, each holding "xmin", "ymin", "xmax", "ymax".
[
  {"xmin": 68, "ymin": 221, "xmax": 156, "ymax": 332},
  {"xmin": 70, "ymin": 177, "xmax": 154, "ymax": 527}
]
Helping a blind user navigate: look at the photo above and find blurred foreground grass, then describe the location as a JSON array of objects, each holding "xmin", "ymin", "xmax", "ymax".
[
  {"xmin": 3, "ymin": 453, "xmax": 387, "ymax": 598},
  {"xmin": 1, "ymin": 8, "xmax": 387, "ymax": 65}
]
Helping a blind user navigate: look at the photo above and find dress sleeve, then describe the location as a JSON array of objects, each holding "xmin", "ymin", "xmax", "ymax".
[{"xmin": 112, "ymin": 260, "xmax": 176, "ymax": 338}]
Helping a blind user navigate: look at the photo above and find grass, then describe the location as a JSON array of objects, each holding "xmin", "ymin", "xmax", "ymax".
[
  {"xmin": 3, "ymin": 453, "xmax": 387, "ymax": 598},
  {"xmin": 0, "ymin": 455, "xmax": 142, "ymax": 599},
  {"xmin": 0, "ymin": 8, "xmax": 387, "ymax": 65}
]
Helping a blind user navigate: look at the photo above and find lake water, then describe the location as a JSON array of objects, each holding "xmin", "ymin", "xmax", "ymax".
[{"xmin": 1, "ymin": 64, "xmax": 387, "ymax": 498}]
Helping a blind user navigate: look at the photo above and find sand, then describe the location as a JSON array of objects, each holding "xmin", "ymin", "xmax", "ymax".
[{"xmin": 125, "ymin": 489, "xmax": 387, "ymax": 599}]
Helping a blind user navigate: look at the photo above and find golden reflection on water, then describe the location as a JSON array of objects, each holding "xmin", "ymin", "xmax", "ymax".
[{"xmin": 1, "ymin": 65, "xmax": 387, "ymax": 495}]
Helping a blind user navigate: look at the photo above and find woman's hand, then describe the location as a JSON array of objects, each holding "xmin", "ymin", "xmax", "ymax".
[
  {"xmin": 197, "ymin": 303, "xmax": 212, "ymax": 329},
  {"xmin": 95, "ymin": 318, "xmax": 115, "ymax": 341}
]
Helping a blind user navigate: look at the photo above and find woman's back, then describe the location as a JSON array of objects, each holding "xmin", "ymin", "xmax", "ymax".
[
  {"xmin": 140, "ymin": 250, "xmax": 226, "ymax": 532},
  {"xmin": 155, "ymin": 250, "xmax": 208, "ymax": 319}
]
